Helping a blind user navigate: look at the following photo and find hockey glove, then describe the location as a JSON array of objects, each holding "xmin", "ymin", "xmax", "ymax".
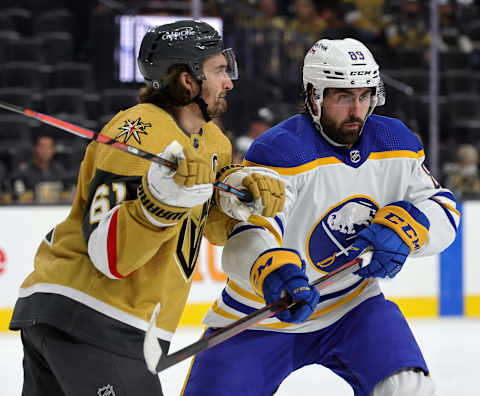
[
  {"xmin": 216, "ymin": 166, "xmax": 285, "ymax": 221},
  {"xmin": 146, "ymin": 140, "xmax": 214, "ymax": 208},
  {"xmin": 250, "ymin": 248, "xmax": 320, "ymax": 323},
  {"xmin": 139, "ymin": 140, "xmax": 214, "ymax": 227},
  {"xmin": 352, "ymin": 201, "xmax": 430, "ymax": 279}
]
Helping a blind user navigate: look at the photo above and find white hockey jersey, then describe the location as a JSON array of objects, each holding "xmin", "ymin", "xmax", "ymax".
[{"xmin": 202, "ymin": 113, "xmax": 460, "ymax": 333}]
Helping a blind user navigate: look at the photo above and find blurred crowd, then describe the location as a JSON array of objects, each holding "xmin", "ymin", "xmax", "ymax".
[{"xmin": 1, "ymin": 0, "xmax": 480, "ymax": 204}]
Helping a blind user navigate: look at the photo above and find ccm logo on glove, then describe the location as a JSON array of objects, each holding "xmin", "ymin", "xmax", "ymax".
[
  {"xmin": 352, "ymin": 201, "xmax": 430, "ymax": 279},
  {"xmin": 373, "ymin": 202, "xmax": 429, "ymax": 251},
  {"xmin": 384, "ymin": 212, "xmax": 421, "ymax": 249}
]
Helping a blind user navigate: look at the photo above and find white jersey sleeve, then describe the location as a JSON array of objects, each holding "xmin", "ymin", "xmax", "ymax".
[{"xmin": 406, "ymin": 155, "xmax": 460, "ymax": 257}]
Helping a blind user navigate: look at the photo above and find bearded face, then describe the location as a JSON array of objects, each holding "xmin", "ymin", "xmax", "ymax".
[
  {"xmin": 201, "ymin": 54, "xmax": 234, "ymax": 119},
  {"xmin": 320, "ymin": 88, "xmax": 372, "ymax": 146}
]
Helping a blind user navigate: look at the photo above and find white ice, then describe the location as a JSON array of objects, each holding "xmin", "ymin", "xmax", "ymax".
[{"xmin": 0, "ymin": 318, "xmax": 478, "ymax": 396}]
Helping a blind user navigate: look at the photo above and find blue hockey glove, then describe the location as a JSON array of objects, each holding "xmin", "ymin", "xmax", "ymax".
[
  {"xmin": 250, "ymin": 248, "xmax": 320, "ymax": 323},
  {"xmin": 352, "ymin": 201, "xmax": 430, "ymax": 279}
]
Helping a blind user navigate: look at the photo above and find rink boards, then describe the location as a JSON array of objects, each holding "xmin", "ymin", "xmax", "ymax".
[{"xmin": 0, "ymin": 202, "xmax": 478, "ymax": 331}]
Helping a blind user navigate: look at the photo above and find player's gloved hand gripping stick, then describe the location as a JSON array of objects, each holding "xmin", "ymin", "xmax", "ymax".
[
  {"xmin": 143, "ymin": 250, "xmax": 373, "ymax": 374},
  {"xmin": 215, "ymin": 165, "xmax": 285, "ymax": 221},
  {"xmin": 351, "ymin": 201, "xmax": 430, "ymax": 279},
  {"xmin": 250, "ymin": 248, "xmax": 320, "ymax": 323},
  {"xmin": 0, "ymin": 101, "xmax": 253, "ymax": 202}
]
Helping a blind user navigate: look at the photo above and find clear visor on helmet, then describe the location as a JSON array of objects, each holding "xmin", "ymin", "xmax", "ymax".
[
  {"xmin": 223, "ymin": 48, "xmax": 238, "ymax": 80},
  {"xmin": 317, "ymin": 79, "xmax": 386, "ymax": 108},
  {"xmin": 375, "ymin": 78, "xmax": 386, "ymax": 106}
]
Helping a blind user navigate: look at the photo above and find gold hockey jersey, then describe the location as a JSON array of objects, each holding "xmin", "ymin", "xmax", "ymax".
[{"xmin": 10, "ymin": 103, "xmax": 238, "ymax": 358}]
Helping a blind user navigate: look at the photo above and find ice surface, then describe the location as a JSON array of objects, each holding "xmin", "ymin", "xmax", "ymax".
[{"xmin": 1, "ymin": 318, "xmax": 478, "ymax": 396}]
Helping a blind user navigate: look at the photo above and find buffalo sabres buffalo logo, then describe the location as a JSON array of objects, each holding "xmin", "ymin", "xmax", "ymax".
[
  {"xmin": 306, "ymin": 196, "xmax": 378, "ymax": 273},
  {"xmin": 116, "ymin": 118, "xmax": 152, "ymax": 144}
]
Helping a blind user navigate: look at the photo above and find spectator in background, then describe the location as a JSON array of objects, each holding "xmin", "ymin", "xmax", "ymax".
[
  {"xmin": 233, "ymin": 107, "xmax": 274, "ymax": 162},
  {"xmin": 249, "ymin": 0, "xmax": 288, "ymax": 85},
  {"xmin": 12, "ymin": 134, "xmax": 73, "ymax": 204},
  {"xmin": 283, "ymin": 0, "xmax": 326, "ymax": 83},
  {"xmin": 0, "ymin": 159, "xmax": 12, "ymax": 204},
  {"xmin": 385, "ymin": 0, "xmax": 430, "ymax": 50},
  {"xmin": 341, "ymin": 0, "xmax": 388, "ymax": 44},
  {"xmin": 253, "ymin": 0, "xmax": 287, "ymax": 30},
  {"xmin": 437, "ymin": 0, "xmax": 474, "ymax": 54},
  {"xmin": 318, "ymin": 2, "xmax": 358, "ymax": 39},
  {"xmin": 445, "ymin": 144, "xmax": 480, "ymax": 200},
  {"xmin": 288, "ymin": 0, "xmax": 326, "ymax": 43}
]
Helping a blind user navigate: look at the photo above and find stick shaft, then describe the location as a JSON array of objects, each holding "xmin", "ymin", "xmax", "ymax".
[
  {"xmin": 154, "ymin": 257, "xmax": 363, "ymax": 372},
  {"xmin": 0, "ymin": 101, "xmax": 252, "ymax": 200}
]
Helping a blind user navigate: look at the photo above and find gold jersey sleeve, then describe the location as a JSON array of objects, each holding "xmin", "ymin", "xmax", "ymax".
[{"xmin": 19, "ymin": 103, "xmax": 236, "ymax": 337}]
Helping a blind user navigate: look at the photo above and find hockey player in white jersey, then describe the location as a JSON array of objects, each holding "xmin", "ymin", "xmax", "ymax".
[{"xmin": 182, "ymin": 38, "xmax": 459, "ymax": 396}]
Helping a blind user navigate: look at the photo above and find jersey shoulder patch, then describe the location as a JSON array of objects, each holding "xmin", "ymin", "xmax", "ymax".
[
  {"xmin": 101, "ymin": 103, "xmax": 176, "ymax": 147},
  {"xmin": 96, "ymin": 104, "xmax": 185, "ymax": 173}
]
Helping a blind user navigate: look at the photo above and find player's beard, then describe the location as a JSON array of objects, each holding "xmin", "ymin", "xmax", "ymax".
[
  {"xmin": 203, "ymin": 87, "xmax": 228, "ymax": 119},
  {"xmin": 320, "ymin": 114, "xmax": 365, "ymax": 146},
  {"xmin": 208, "ymin": 96, "xmax": 228, "ymax": 119}
]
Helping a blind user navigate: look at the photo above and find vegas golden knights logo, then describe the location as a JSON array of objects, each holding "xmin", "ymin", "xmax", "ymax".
[{"xmin": 175, "ymin": 201, "xmax": 209, "ymax": 281}]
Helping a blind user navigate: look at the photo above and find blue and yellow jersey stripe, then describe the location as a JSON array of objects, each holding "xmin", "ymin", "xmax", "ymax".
[
  {"xmin": 243, "ymin": 114, "xmax": 424, "ymax": 174},
  {"xmin": 244, "ymin": 148, "xmax": 425, "ymax": 176}
]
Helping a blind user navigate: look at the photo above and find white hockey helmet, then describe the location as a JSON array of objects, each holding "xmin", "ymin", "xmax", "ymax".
[{"xmin": 303, "ymin": 38, "xmax": 385, "ymax": 129}]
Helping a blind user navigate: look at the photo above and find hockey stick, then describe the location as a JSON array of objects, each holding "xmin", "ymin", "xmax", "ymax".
[
  {"xmin": 0, "ymin": 101, "xmax": 252, "ymax": 202},
  {"xmin": 144, "ymin": 251, "xmax": 372, "ymax": 373}
]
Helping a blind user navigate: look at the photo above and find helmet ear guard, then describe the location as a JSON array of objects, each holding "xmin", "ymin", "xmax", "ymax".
[{"xmin": 302, "ymin": 38, "xmax": 385, "ymax": 131}]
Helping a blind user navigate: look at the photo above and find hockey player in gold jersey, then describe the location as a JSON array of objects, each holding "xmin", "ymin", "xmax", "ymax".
[{"xmin": 9, "ymin": 20, "xmax": 285, "ymax": 395}]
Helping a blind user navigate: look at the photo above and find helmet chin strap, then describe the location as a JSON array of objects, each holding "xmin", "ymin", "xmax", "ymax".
[
  {"xmin": 191, "ymin": 80, "xmax": 211, "ymax": 122},
  {"xmin": 307, "ymin": 96, "xmax": 323, "ymax": 134}
]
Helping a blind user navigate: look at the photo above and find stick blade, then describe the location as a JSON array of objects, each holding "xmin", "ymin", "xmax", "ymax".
[{"xmin": 143, "ymin": 302, "xmax": 163, "ymax": 374}]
